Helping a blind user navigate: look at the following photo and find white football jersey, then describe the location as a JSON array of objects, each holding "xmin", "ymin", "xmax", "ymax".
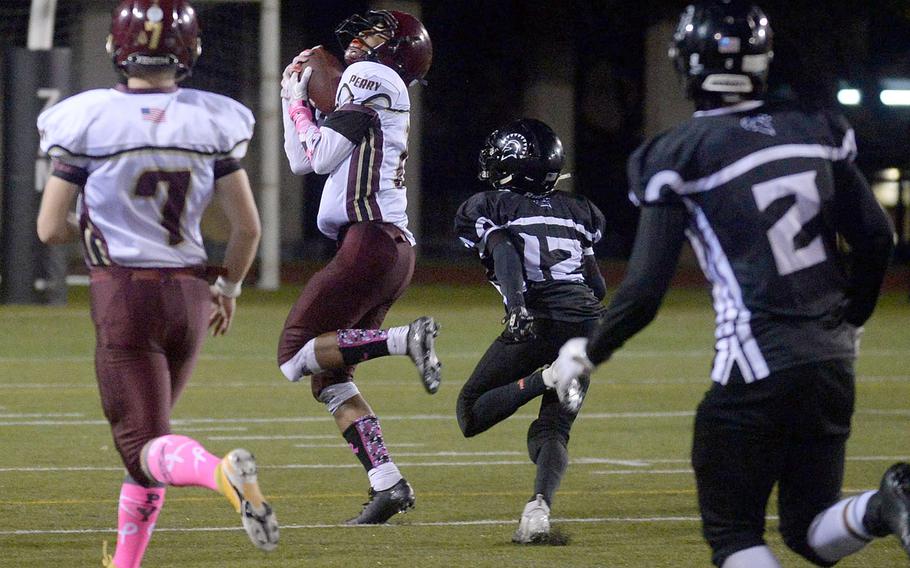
[
  {"xmin": 282, "ymin": 60, "xmax": 414, "ymax": 243},
  {"xmin": 38, "ymin": 85, "xmax": 254, "ymax": 268}
]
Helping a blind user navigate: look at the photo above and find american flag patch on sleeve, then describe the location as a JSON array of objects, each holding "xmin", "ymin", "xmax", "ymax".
[{"xmin": 141, "ymin": 107, "xmax": 166, "ymax": 123}]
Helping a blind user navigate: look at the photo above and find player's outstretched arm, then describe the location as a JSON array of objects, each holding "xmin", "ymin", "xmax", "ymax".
[
  {"xmin": 210, "ymin": 169, "xmax": 261, "ymax": 336},
  {"xmin": 585, "ymin": 203, "xmax": 687, "ymax": 366},
  {"xmin": 37, "ymin": 177, "xmax": 80, "ymax": 245}
]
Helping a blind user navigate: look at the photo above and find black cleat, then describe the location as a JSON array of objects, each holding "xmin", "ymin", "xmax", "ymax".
[
  {"xmin": 877, "ymin": 462, "xmax": 910, "ymax": 557},
  {"xmin": 345, "ymin": 478, "xmax": 415, "ymax": 525}
]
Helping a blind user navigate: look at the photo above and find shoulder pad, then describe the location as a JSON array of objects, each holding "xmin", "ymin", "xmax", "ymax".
[
  {"xmin": 179, "ymin": 89, "xmax": 255, "ymax": 157},
  {"xmin": 37, "ymin": 89, "xmax": 111, "ymax": 157},
  {"xmin": 336, "ymin": 61, "xmax": 410, "ymax": 111}
]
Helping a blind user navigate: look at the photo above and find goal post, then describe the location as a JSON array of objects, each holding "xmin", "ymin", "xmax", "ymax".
[
  {"xmin": 0, "ymin": 0, "xmax": 70, "ymax": 305},
  {"xmin": 181, "ymin": 0, "xmax": 283, "ymax": 290}
]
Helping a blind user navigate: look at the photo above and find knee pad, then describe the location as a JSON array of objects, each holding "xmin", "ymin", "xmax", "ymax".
[
  {"xmin": 279, "ymin": 339, "xmax": 318, "ymax": 382},
  {"xmin": 317, "ymin": 381, "xmax": 361, "ymax": 414},
  {"xmin": 310, "ymin": 367, "xmax": 355, "ymax": 400}
]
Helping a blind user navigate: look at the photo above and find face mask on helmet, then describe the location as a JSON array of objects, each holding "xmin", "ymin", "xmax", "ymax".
[
  {"xmin": 478, "ymin": 119, "xmax": 566, "ymax": 196},
  {"xmin": 668, "ymin": 1, "xmax": 773, "ymax": 106},
  {"xmin": 107, "ymin": 0, "xmax": 202, "ymax": 81},
  {"xmin": 335, "ymin": 10, "xmax": 432, "ymax": 86}
]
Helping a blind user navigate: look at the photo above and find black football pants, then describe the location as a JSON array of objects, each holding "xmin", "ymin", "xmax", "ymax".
[{"xmin": 692, "ymin": 359, "xmax": 855, "ymax": 567}]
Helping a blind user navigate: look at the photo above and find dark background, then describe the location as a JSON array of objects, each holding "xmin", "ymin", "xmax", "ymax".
[{"xmin": 2, "ymin": 0, "xmax": 909, "ymax": 262}]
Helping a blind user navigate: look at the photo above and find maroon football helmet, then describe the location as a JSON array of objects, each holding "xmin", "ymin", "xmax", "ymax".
[
  {"xmin": 107, "ymin": 0, "xmax": 201, "ymax": 80},
  {"xmin": 335, "ymin": 10, "xmax": 432, "ymax": 86}
]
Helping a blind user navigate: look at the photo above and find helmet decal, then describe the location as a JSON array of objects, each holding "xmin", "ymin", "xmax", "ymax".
[{"xmin": 500, "ymin": 134, "xmax": 529, "ymax": 160}]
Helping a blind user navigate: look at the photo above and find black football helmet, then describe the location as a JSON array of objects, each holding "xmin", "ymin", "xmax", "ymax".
[
  {"xmin": 669, "ymin": 1, "xmax": 773, "ymax": 105},
  {"xmin": 478, "ymin": 119, "xmax": 565, "ymax": 195}
]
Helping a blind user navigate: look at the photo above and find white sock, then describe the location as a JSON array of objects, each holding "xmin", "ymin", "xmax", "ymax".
[
  {"xmin": 279, "ymin": 338, "xmax": 321, "ymax": 381},
  {"xmin": 807, "ymin": 491, "xmax": 875, "ymax": 562},
  {"xmin": 722, "ymin": 545, "xmax": 781, "ymax": 568},
  {"xmin": 386, "ymin": 326, "xmax": 409, "ymax": 356},
  {"xmin": 541, "ymin": 366, "xmax": 556, "ymax": 388},
  {"xmin": 368, "ymin": 462, "xmax": 402, "ymax": 492}
]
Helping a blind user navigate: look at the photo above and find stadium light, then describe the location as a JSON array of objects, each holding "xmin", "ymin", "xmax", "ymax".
[
  {"xmin": 880, "ymin": 90, "xmax": 910, "ymax": 106},
  {"xmin": 837, "ymin": 89, "xmax": 862, "ymax": 106}
]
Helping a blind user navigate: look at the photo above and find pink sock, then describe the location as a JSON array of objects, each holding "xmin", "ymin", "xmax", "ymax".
[
  {"xmin": 112, "ymin": 482, "xmax": 166, "ymax": 568},
  {"xmin": 143, "ymin": 434, "xmax": 220, "ymax": 490}
]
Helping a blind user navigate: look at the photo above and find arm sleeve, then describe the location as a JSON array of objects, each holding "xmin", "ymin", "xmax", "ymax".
[
  {"xmin": 584, "ymin": 255, "xmax": 607, "ymax": 301},
  {"xmin": 454, "ymin": 193, "xmax": 502, "ymax": 256},
  {"xmin": 586, "ymin": 204, "xmax": 688, "ymax": 366},
  {"xmin": 832, "ymin": 160, "xmax": 895, "ymax": 326},
  {"xmin": 282, "ymin": 98, "xmax": 314, "ymax": 175},
  {"xmin": 299, "ymin": 107, "xmax": 373, "ymax": 175},
  {"xmin": 50, "ymin": 160, "xmax": 89, "ymax": 186},
  {"xmin": 487, "ymin": 230, "xmax": 525, "ymax": 309}
]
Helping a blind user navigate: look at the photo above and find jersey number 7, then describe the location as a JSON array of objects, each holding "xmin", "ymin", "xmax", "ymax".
[{"xmin": 134, "ymin": 169, "xmax": 191, "ymax": 246}]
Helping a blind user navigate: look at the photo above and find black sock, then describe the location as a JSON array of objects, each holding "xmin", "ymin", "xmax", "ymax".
[
  {"xmin": 533, "ymin": 439, "xmax": 568, "ymax": 506},
  {"xmin": 468, "ymin": 371, "xmax": 548, "ymax": 435},
  {"xmin": 861, "ymin": 491, "xmax": 889, "ymax": 537},
  {"xmin": 342, "ymin": 415, "xmax": 391, "ymax": 473},
  {"xmin": 336, "ymin": 329, "xmax": 391, "ymax": 366}
]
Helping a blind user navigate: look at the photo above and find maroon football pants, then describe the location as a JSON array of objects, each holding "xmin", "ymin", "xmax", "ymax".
[
  {"xmin": 278, "ymin": 222, "xmax": 415, "ymax": 399},
  {"xmin": 90, "ymin": 267, "xmax": 211, "ymax": 486}
]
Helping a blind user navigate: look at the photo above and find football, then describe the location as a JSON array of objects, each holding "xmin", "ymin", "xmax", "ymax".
[{"xmin": 294, "ymin": 46, "xmax": 344, "ymax": 114}]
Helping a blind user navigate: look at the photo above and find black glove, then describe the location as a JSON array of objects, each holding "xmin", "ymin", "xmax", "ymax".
[{"xmin": 501, "ymin": 306, "xmax": 536, "ymax": 343}]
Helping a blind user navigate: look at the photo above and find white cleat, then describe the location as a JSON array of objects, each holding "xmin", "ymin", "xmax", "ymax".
[
  {"xmin": 407, "ymin": 316, "xmax": 442, "ymax": 394},
  {"xmin": 217, "ymin": 449, "xmax": 279, "ymax": 552},
  {"xmin": 513, "ymin": 494, "xmax": 551, "ymax": 544}
]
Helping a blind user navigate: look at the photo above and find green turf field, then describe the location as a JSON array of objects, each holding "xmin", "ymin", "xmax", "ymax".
[{"xmin": 1, "ymin": 284, "xmax": 908, "ymax": 567}]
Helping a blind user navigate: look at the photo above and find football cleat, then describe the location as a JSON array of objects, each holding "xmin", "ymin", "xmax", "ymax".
[
  {"xmin": 216, "ymin": 449, "xmax": 279, "ymax": 552},
  {"xmin": 406, "ymin": 316, "xmax": 441, "ymax": 394},
  {"xmin": 513, "ymin": 494, "xmax": 551, "ymax": 544},
  {"xmin": 876, "ymin": 462, "xmax": 910, "ymax": 557},
  {"xmin": 346, "ymin": 478, "xmax": 415, "ymax": 525}
]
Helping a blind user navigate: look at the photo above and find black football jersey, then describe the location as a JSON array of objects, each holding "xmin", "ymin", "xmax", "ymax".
[
  {"xmin": 629, "ymin": 100, "xmax": 859, "ymax": 382},
  {"xmin": 455, "ymin": 189, "xmax": 606, "ymax": 322}
]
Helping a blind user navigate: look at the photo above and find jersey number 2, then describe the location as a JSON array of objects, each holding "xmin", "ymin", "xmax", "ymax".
[
  {"xmin": 752, "ymin": 170, "xmax": 826, "ymax": 276},
  {"xmin": 135, "ymin": 170, "xmax": 191, "ymax": 246}
]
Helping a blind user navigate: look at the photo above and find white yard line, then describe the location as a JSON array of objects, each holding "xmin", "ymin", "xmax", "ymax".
[
  {"xmin": 178, "ymin": 427, "xmax": 248, "ymax": 433},
  {"xmin": 2, "ymin": 407, "xmax": 909, "ymax": 427},
  {"xmin": 3, "ymin": 374, "xmax": 910, "ymax": 390},
  {"xmin": 0, "ymin": 413, "xmax": 83, "ymax": 418},
  {"xmin": 294, "ymin": 443, "xmax": 426, "ymax": 449},
  {"xmin": 1, "ymin": 348, "xmax": 908, "ymax": 365},
  {"xmin": 0, "ymin": 515, "xmax": 716, "ymax": 536},
  {"xmin": 1, "ymin": 455, "xmax": 905, "ymax": 474},
  {"xmin": 207, "ymin": 434, "xmax": 338, "ymax": 441}
]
